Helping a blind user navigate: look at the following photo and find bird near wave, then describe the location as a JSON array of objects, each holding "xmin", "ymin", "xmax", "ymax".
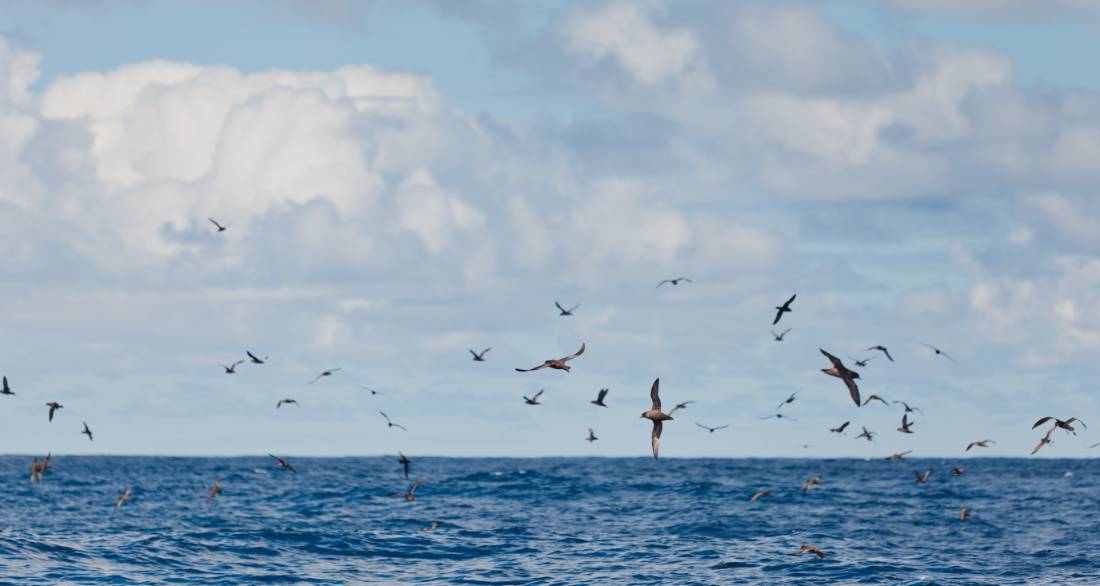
[
  {"xmin": 269, "ymin": 454, "xmax": 296, "ymax": 473},
  {"xmin": 750, "ymin": 489, "xmax": 771, "ymax": 503},
  {"xmin": 802, "ymin": 475, "xmax": 821, "ymax": 494}
]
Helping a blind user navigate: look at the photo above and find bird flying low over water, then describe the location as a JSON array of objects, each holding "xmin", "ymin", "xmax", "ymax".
[
  {"xmin": 667, "ymin": 401, "xmax": 695, "ymax": 416},
  {"xmin": 951, "ymin": 467, "xmax": 965, "ymax": 476},
  {"xmin": 208, "ymin": 217, "xmax": 227, "ymax": 232},
  {"xmin": 269, "ymin": 454, "xmax": 296, "ymax": 473},
  {"xmin": 404, "ymin": 478, "xmax": 424, "ymax": 502},
  {"xmin": 469, "ymin": 348, "xmax": 490, "ymax": 362},
  {"xmin": 515, "ymin": 343, "xmax": 586, "ymax": 373},
  {"xmin": 591, "ymin": 388, "xmax": 609, "ymax": 407},
  {"xmin": 797, "ymin": 545, "xmax": 826, "ymax": 559},
  {"xmin": 115, "ymin": 487, "xmax": 132, "ymax": 509},
  {"xmin": 830, "ymin": 421, "xmax": 850, "ymax": 434},
  {"xmin": 897, "ymin": 414, "xmax": 915, "ymax": 434},
  {"xmin": 81, "ymin": 422, "xmax": 93, "ymax": 442},
  {"xmin": 0, "ymin": 376, "xmax": 13, "ymax": 395},
  {"xmin": 772, "ymin": 294, "xmax": 796, "ymax": 325},
  {"xmin": 308, "ymin": 368, "xmax": 341, "ymax": 384},
  {"xmin": 819, "ymin": 349, "xmax": 861, "ymax": 406},
  {"xmin": 555, "ymin": 301, "xmax": 579, "ymax": 316},
  {"xmin": 776, "ymin": 391, "xmax": 799, "ymax": 411},
  {"xmin": 750, "ymin": 489, "xmax": 771, "ymax": 503},
  {"xmin": 222, "ymin": 360, "xmax": 244, "ymax": 374},
  {"xmin": 523, "ymin": 390, "xmax": 544, "ymax": 405},
  {"xmin": 399, "ymin": 452, "xmax": 411, "ymax": 479},
  {"xmin": 640, "ymin": 378, "xmax": 673, "ymax": 461},
  {"xmin": 914, "ymin": 468, "xmax": 933, "ymax": 485},
  {"xmin": 866, "ymin": 345, "xmax": 894, "ymax": 362},
  {"xmin": 657, "ymin": 277, "xmax": 693, "ymax": 288},
  {"xmin": 46, "ymin": 402, "xmax": 63, "ymax": 422},
  {"xmin": 696, "ymin": 422, "xmax": 729, "ymax": 433},
  {"xmin": 1033, "ymin": 416, "xmax": 1087, "ymax": 435},
  {"xmin": 802, "ymin": 476, "xmax": 821, "ymax": 494},
  {"xmin": 770, "ymin": 328, "xmax": 791, "ymax": 342},
  {"xmin": 856, "ymin": 427, "xmax": 875, "ymax": 441},
  {"xmin": 246, "ymin": 351, "xmax": 267, "ymax": 364},
  {"xmin": 380, "ymin": 411, "xmax": 407, "ymax": 430},
  {"xmin": 886, "ymin": 450, "xmax": 912, "ymax": 461},
  {"xmin": 921, "ymin": 343, "xmax": 956, "ymax": 362},
  {"xmin": 966, "ymin": 439, "xmax": 995, "ymax": 451},
  {"xmin": 1031, "ymin": 427, "xmax": 1057, "ymax": 455},
  {"xmin": 276, "ymin": 399, "xmax": 299, "ymax": 409},
  {"xmin": 208, "ymin": 480, "xmax": 223, "ymax": 502},
  {"xmin": 359, "ymin": 386, "xmax": 382, "ymax": 395},
  {"xmin": 862, "ymin": 394, "xmax": 888, "ymax": 407},
  {"xmin": 586, "ymin": 429, "xmax": 598, "ymax": 442}
]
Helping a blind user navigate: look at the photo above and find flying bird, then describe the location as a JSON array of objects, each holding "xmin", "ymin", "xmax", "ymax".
[
  {"xmin": 221, "ymin": 360, "xmax": 244, "ymax": 374},
  {"xmin": 830, "ymin": 421, "xmax": 850, "ymax": 434},
  {"xmin": 208, "ymin": 217, "xmax": 227, "ymax": 232},
  {"xmin": 591, "ymin": 388, "xmax": 609, "ymax": 407},
  {"xmin": 914, "ymin": 468, "xmax": 933, "ymax": 485},
  {"xmin": 750, "ymin": 489, "xmax": 771, "ymax": 503},
  {"xmin": 802, "ymin": 475, "xmax": 821, "ymax": 494},
  {"xmin": 862, "ymin": 394, "xmax": 888, "ymax": 407},
  {"xmin": 555, "ymin": 301, "xmax": 579, "ymax": 316},
  {"xmin": 269, "ymin": 454, "xmax": 296, "ymax": 473},
  {"xmin": 276, "ymin": 399, "xmax": 299, "ymax": 409},
  {"xmin": 115, "ymin": 487, "xmax": 133, "ymax": 509},
  {"xmin": 81, "ymin": 422, "xmax": 93, "ymax": 442},
  {"xmin": 772, "ymin": 294, "xmax": 796, "ymax": 325},
  {"xmin": 1032, "ymin": 416, "xmax": 1087, "ymax": 435},
  {"xmin": 921, "ymin": 343, "xmax": 956, "ymax": 362},
  {"xmin": 761, "ymin": 413, "xmax": 797, "ymax": 422},
  {"xmin": 696, "ymin": 422, "xmax": 730, "ymax": 433},
  {"xmin": 797, "ymin": 545, "xmax": 827, "ymax": 559},
  {"xmin": 515, "ymin": 343, "xmax": 586, "ymax": 373},
  {"xmin": 897, "ymin": 414, "xmax": 915, "ymax": 434},
  {"xmin": 770, "ymin": 328, "xmax": 791, "ymax": 342},
  {"xmin": 0, "ymin": 376, "xmax": 13, "ymax": 395},
  {"xmin": 951, "ymin": 467, "xmax": 966, "ymax": 476},
  {"xmin": 399, "ymin": 452, "xmax": 411, "ymax": 480},
  {"xmin": 866, "ymin": 345, "xmax": 894, "ymax": 362},
  {"xmin": 246, "ymin": 351, "xmax": 267, "ymax": 364},
  {"xmin": 966, "ymin": 439, "xmax": 995, "ymax": 451},
  {"xmin": 856, "ymin": 427, "xmax": 875, "ymax": 441},
  {"xmin": 308, "ymin": 368, "xmax": 341, "ymax": 384},
  {"xmin": 1031, "ymin": 426, "xmax": 1057, "ymax": 455},
  {"xmin": 404, "ymin": 478, "xmax": 424, "ymax": 502},
  {"xmin": 46, "ymin": 402, "xmax": 63, "ymax": 422},
  {"xmin": 776, "ymin": 391, "xmax": 799, "ymax": 411},
  {"xmin": 640, "ymin": 378, "xmax": 673, "ymax": 460},
  {"xmin": 523, "ymin": 389, "xmax": 544, "ymax": 405},
  {"xmin": 851, "ymin": 355, "xmax": 876, "ymax": 368},
  {"xmin": 657, "ymin": 277, "xmax": 693, "ymax": 288},
  {"xmin": 586, "ymin": 428, "xmax": 598, "ymax": 442},
  {"xmin": 892, "ymin": 401, "xmax": 923, "ymax": 415},
  {"xmin": 208, "ymin": 480, "xmax": 223, "ymax": 502},
  {"xmin": 469, "ymin": 348, "xmax": 491, "ymax": 362},
  {"xmin": 359, "ymin": 386, "xmax": 382, "ymax": 395},
  {"xmin": 667, "ymin": 400, "xmax": 695, "ymax": 416},
  {"xmin": 380, "ymin": 411, "xmax": 407, "ymax": 430},
  {"xmin": 886, "ymin": 450, "xmax": 912, "ymax": 461},
  {"xmin": 819, "ymin": 349, "xmax": 861, "ymax": 406}
]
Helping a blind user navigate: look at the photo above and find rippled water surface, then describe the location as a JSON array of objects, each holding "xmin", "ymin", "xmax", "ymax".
[{"xmin": 0, "ymin": 456, "xmax": 1097, "ymax": 584}]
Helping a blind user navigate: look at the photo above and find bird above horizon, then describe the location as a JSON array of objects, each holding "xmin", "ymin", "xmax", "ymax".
[
  {"xmin": 696, "ymin": 422, "xmax": 730, "ymax": 433},
  {"xmin": 308, "ymin": 368, "xmax": 341, "ymax": 384},
  {"xmin": 657, "ymin": 277, "xmax": 693, "ymax": 288},
  {"xmin": 0, "ymin": 376, "xmax": 13, "ymax": 395},
  {"xmin": 886, "ymin": 450, "xmax": 912, "ymax": 461},
  {"xmin": 359, "ymin": 386, "xmax": 382, "ymax": 395},
  {"xmin": 399, "ymin": 452, "xmax": 411, "ymax": 479},
  {"xmin": 1032, "ymin": 426, "xmax": 1057, "ymax": 455},
  {"xmin": 246, "ymin": 351, "xmax": 267, "ymax": 364},
  {"xmin": 830, "ymin": 421, "xmax": 850, "ymax": 434},
  {"xmin": 469, "ymin": 348, "xmax": 491, "ymax": 362},
  {"xmin": 640, "ymin": 378, "xmax": 673, "ymax": 461},
  {"xmin": 761, "ymin": 413, "xmax": 797, "ymax": 422},
  {"xmin": 523, "ymin": 389, "xmax": 544, "ymax": 405},
  {"xmin": 866, "ymin": 345, "xmax": 894, "ymax": 362},
  {"xmin": 221, "ymin": 360, "xmax": 244, "ymax": 374},
  {"xmin": 862, "ymin": 394, "xmax": 888, "ymax": 407},
  {"xmin": 380, "ymin": 411, "xmax": 407, "ymax": 430},
  {"xmin": 555, "ymin": 301, "xmax": 579, "ymax": 316},
  {"xmin": 1032, "ymin": 416, "xmax": 1087, "ymax": 435},
  {"xmin": 208, "ymin": 217, "xmax": 227, "ymax": 232},
  {"xmin": 667, "ymin": 400, "xmax": 695, "ymax": 416},
  {"xmin": 897, "ymin": 414, "xmax": 915, "ymax": 434},
  {"xmin": 772, "ymin": 294, "xmax": 796, "ymax": 325},
  {"xmin": 276, "ymin": 399, "xmax": 299, "ymax": 409},
  {"xmin": 776, "ymin": 391, "xmax": 799, "ymax": 411},
  {"xmin": 586, "ymin": 428, "xmax": 598, "ymax": 442},
  {"xmin": 515, "ymin": 343, "xmax": 586, "ymax": 373},
  {"xmin": 269, "ymin": 454, "xmax": 296, "ymax": 473},
  {"xmin": 770, "ymin": 328, "xmax": 791, "ymax": 342},
  {"xmin": 893, "ymin": 400, "xmax": 923, "ymax": 414},
  {"xmin": 966, "ymin": 439, "xmax": 995, "ymax": 451},
  {"xmin": 81, "ymin": 421, "xmax": 93, "ymax": 442},
  {"xmin": 46, "ymin": 402, "xmax": 63, "ymax": 422},
  {"xmin": 921, "ymin": 343, "xmax": 956, "ymax": 362},
  {"xmin": 856, "ymin": 427, "xmax": 875, "ymax": 441},
  {"xmin": 851, "ymin": 355, "xmax": 876, "ymax": 368},
  {"xmin": 591, "ymin": 388, "xmax": 609, "ymax": 407},
  {"xmin": 820, "ymin": 349, "xmax": 861, "ymax": 406}
]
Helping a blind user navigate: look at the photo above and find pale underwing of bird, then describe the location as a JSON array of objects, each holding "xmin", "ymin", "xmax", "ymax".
[
  {"xmin": 591, "ymin": 388, "xmax": 609, "ymax": 407},
  {"xmin": 802, "ymin": 476, "xmax": 821, "ymax": 494},
  {"xmin": 773, "ymin": 294, "xmax": 796, "ymax": 325},
  {"xmin": 914, "ymin": 468, "xmax": 933, "ymax": 484},
  {"xmin": 866, "ymin": 345, "xmax": 894, "ymax": 362},
  {"xmin": 115, "ymin": 487, "xmax": 132, "ymax": 509},
  {"xmin": 640, "ymin": 378, "xmax": 673, "ymax": 460},
  {"xmin": 750, "ymin": 489, "xmax": 771, "ymax": 502},
  {"xmin": 951, "ymin": 467, "xmax": 965, "ymax": 476},
  {"xmin": 208, "ymin": 479, "xmax": 223, "ymax": 502},
  {"xmin": 771, "ymin": 328, "xmax": 791, "ymax": 342},
  {"xmin": 555, "ymin": 301, "xmax": 579, "ymax": 316},
  {"xmin": 470, "ymin": 348, "xmax": 490, "ymax": 362},
  {"xmin": 1031, "ymin": 426, "xmax": 1057, "ymax": 455},
  {"xmin": 515, "ymin": 343, "xmax": 586, "ymax": 373},
  {"xmin": 819, "ymin": 349, "xmax": 861, "ymax": 407},
  {"xmin": 380, "ymin": 411, "xmax": 407, "ymax": 430},
  {"xmin": 696, "ymin": 422, "xmax": 729, "ymax": 433},
  {"xmin": 960, "ymin": 506, "xmax": 970, "ymax": 522},
  {"xmin": 405, "ymin": 478, "xmax": 423, "ymax": 502},
  {"xmin": 308, "ymin": 368, "xmax": 341, "ymax": 384},
  {"xmin": 276, "ymin": 399, "xmax": 299, "ymax": 409},
  {"xmin": 921, "ymin": 343, "xmax": 956, "ymax": 362},
  {"xmin": 523, "ymin": 389, "xmax": 544, "ymax": 405}
]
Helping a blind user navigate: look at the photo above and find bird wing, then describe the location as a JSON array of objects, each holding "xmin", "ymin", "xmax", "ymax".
[
  {"xmin": 482, "ymin": 348, "xmax": 491, "ymax": 356},
  {"xmin": 819, "ymin": 349, "xmax": 845, "ymax": 370},
  {"xmin": 920, "ymin": 343, "xmax": 935, "ymax": 351},
  {"xmin": 247, "ymin": 351, "xmax": 261, "ymax": 362},
  {"xmin": 882, "ymin": 348, "xmax": 894, "ymax": 362},
  {"xmin": 681, "ymin": 278, "xmax": 693, "ymax": 283},
  {"xmin": 772, "ymin": 308, "xmax": 783, "ymax": 325},
  {"xmin": 785, "ymin": 293, "xmax": 796, "ymax": 306},
  {"xmin": 532, "ymin": 389, "xmax": 544, "ymax": 400},
  {"xmin": 651, "ymin": 420, "xmax": 662, "ymax": 460},
  {"xmin": 564, "ymin": 343, "xmax": 586, "ymax": 361},
  {"xmin": 469, "ymin": 349, "xmax": 479, "ymax": 358},
  {"xmin": 380, "ymin": 411, "xmax": 391, "ymax": 423},
  {"xmin": 714, "ymin": 424, "xmax": 730, "ymax": 430},
  {"xmin": 208, "ymin": 218, "xmax": 223, "ymax": 229},
  {"xmin": 394, "ymin": 423, "xmax": 408, "ymax": 431},
  {"xmin": 1068, "ymin": 417, "xmax": 1087, "ymax": 429},
  {"xmin": 656, "ymin": 280, "xmax": 671, "ymax": 288},
  {"xmin": 515, "ymin": 364, "xmax": 547, "ymax": 372},
  {"xmin": 597, "ymin": 388, "xmax": 608, "ymax": 401},
  {"xmin": 308, "ymin": 374, "xmax": 323, "ymax": 384},
  {"xmin": 941, "ymin": 351, "xmax": 957, "ymax": 363},
  {"xmin": 649, "ymin": 378, "xmax": 661, "ymax": 410},
  {"xmin": 695, "ymin": 422, "xmax": 709, "ymax": 430},
  {"xmin": 408, "ymin": 478, "xmax": 423, "ymax": 496},
  {"xmin": 844, "ymin": 377, "xmax": 861, "ymax": 407},
  {"xmin": 1032, "ymin": 417, "xmax": 1053, "ymax": 429},
  {"xmin": 555, "ymin": 301, "xmax": 565, "ymax": 312}
]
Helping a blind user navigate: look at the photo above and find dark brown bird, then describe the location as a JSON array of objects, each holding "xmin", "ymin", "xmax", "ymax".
[
  {"xmin": 866, "ymin": 345, "xmax": 894, "ymax": 362},
  {"xmin": 515, "ymin": 343, "xmax": 586, "ymax": 373},
  {"xmin": 770, "ymin": 328, "xmax": 791, "ymax": 342},
  {"xmin": 470, "ymin": 348, "xmax": 491, "ymax": 362},
  {"xmin": 851, "ymin": 355, "xmax": 876, "ymax": 368},
  {"xmin": 30, "ymin": 457, "xmax": 43, "ymax": 482},
  {"xmin": 115, "ymin": 487, "xmax": 132, "ymax": 509},
  {"xmin": 81, "ymin": 421, "xmax": 93, "ymax": 442},
  {"xmin": 761, "ymin": 413, "xmax": 797, "ymax": 422},
  {"xmin": 276, "ymin": 399, "xmax": 299, "ymax": 409},
  {"xmin": 380, "ymin": 411, "xmax": 407, "ymax": 430},
  {"xmin": 523, "ymin": 389, "xmax": 544, "ymax": 405},
  {"xmin": 776, "ymin": 391, "xmax": 799, "ymax": 411},
  {"xmin": 46, "ymin": 402, "xmax": 63, "ymax": 422},
  {"xmin": 404, "ymin": 478, "xmax": 424, "ymax": 502},
  {"xmin": 966, "ymin": 439, "xmax": 995, "ymax": 451},
  {"xmin": 893, "ymin": 400, "xmax": 923, "ymax": 414},
  {"xmin": 773, "ymin": 294, "xmax": 796, "ymax": 325},
  {"xmin": 555, "ymin": 301, "xmax": 579, "ymax": 316},
  {"xmin": 586, "ymin": 428, "xmax": 598, "ymax": 442},
  {"xmin": 208, "ymin": 217, "xmax": 227, "ymax": 232},
  {"xmin": 750, "ymin": 489, "xmax": 771, "ymax": 503},
  {"xmin": 798, "ymin": 545, "xmax": 826, "ymax": 559},
  {"xmin": 640, "ymin": 378, "xmax": 673, "ymax": 460},
  {"xmin": 921, "ymin": 343, "xmax": 956, "ymax": 362},
  {"xmin": 221, "ymin": 360, "xmax": 244, "ymax": 374},
  {"xmin": 399, "ymin": 452, "xmax": 411, "ymax": 479},
  {"xmin": 960, "ymin": 506, "xmax": 970, "ymax": 522},
  {"xmin": 208, "ymin": 479, "xmax": 223, "ymax": 502},
  {"xmin": 830, "ymin": 421, "xmax": 850, "ymax": 434},
  {"xmin": 886, "ymin": 450, "xmax": 912, "ymax": 461},
  {"xmin": 856, "ymin": 427, "xmax": 874, "ymax": 441},
  {"xmin": 246, "ymin": 351, "xmax": 267, "ymax": 364},
  {"xmin": 657, "ymin": 277, "xmax": 693, "ymax": 288},
  {"xmin": 914, "ymin": 468, "xmax": 933, "ymax": 484},
  {"xmin": 862, "ymin": 394, "xmax": 888, "ymax": 407},
  {"xmin": 820, "ymin": 349, "xmax": 861, "ymax": 406},
  {"xmin": 0, "ymin": 376, "xmax": 13, "ymax": 395},
  {"xmin": 802, "ymin": 475, "xmax": 821, "ymax": 494},
  {"xmin": 591, "ymin": 388, "xmax": 609, "ymax": 407},
  {"xmin": 951, "ymin": 467, "xmax": 965, "ymax": 476},
  {"xmin": 897, "ymin": 414, "xmax": 914, "ymax": 434},
  {"xmin": 696, "ymin": 422, "xmax": 729, "ymax": 433},
  {"xmin": 269, "ymin": 454, "xmax": 296, "ymax": 473},
  {"xmin": 308, "ymin": 368, "xmax": 341, "ymax": 384},
  {"xmin": 1032, "ymin": 416, "xmax": 1087, "ymax": 435}
]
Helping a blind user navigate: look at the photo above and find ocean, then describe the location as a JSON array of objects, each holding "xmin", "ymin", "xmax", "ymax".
[{"xmin": 0, "ymin": 456, "xmax": 1096, "ymax": 584}]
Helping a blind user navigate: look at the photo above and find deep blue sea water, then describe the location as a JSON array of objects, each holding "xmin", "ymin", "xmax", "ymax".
[{"xmin": 0, "ymin": 456, "xmax": 1097, "ymax": 584}]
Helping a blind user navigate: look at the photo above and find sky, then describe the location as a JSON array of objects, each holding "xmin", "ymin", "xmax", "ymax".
[{"xmin": 0, "ymin": 0, "xmax": 1098, "ymax": 458}]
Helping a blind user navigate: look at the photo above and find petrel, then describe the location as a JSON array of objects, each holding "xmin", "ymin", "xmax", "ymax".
[
  {"xmin": 960, "ymin": 506, "xmax": 970, "ymax": 522},
  {"xmin": 866, "ymin": 345, "xmax": 894, "ymax": 362},
  {"xmin": 667, "ymin": 400, "xmax": 695, "ymax": 416},
  {"xmin": 269, "ymin": 454, "xmax": 296, "ymax": 473},
  {"xmin": 802, "ymin": 475, "xmax": 821, "ymax": 494},
  {"xmin": 862, "ymin": 394, "xmax": 888, "ymax": 407},
  {"xmin": 1032, "ymin": 426, "xmax": 1057, "ymax": 455},
  {"xmin": 1032, "ymin": 416, "xmax": 1087, "ymax": 435},
  {"xmin": 856, "ymin": 427, "xmax": 875, "ymax": 441},
  {"xmin": 523, "ymin": 389, "xmax": 544, "ymax": 405},
  {"xmin": 404, "ymin": 478, "xmax": 424, "ymax": 502},
  {"xmin": 222, "ymin": 360, "xmax": 244, "ymax": 374},
  {"xmin": 761, "ymin": 413, "xmax": 797, "ymax": 422},
  {"xmin": 640, "ymin": 378, "xmax": 673, "ymax": 460},
  {"xmin": 470, "ymin": 348, "xmax": 491, "ymax": 362},
  {"xmin": 586, "ymin": 428, "xmax": 598, "ymax": 442},
  {"xmin": 591, "ymin": 388, "xmax": 609, "ymax": 407},
  {"xmin": 46, "ymin": 402, "xmax": 63, "ymax": 422},
  {"xmin": 359, "ymin": 386, "xmax": 382, "ymax": 395},
  {"xmin": 246, "ymin": 351, "xmax": 267, "ymax": 364},
  {"xmin": 750, "ymin": 489, "xmax": 771, "ymax": 502},
  {"xmin": 851, "ymin": 355, "xmax": 876, "ymax": 368},
  {"xmin": 797, "ymin": 545, "xmax": 826, "ymax": 559},
  {"xmin": 820, "ymin": 349, "xmax": 861, "ymax": 406},
  {"xmin": 951, "ymin": 467, "xmax": 965, "ymax": 476},
  {"xmin": 399, "ymin": 452, "xmax": 411, "ymax": 479},
  {"xmin": 115, "ymin": 487, "xmax": 133, "ymax": 509},
  {"xmin": 772, "ymin": 294, "xmax": 796, "ymax": 325},
  {"xmin": 921, "ymin": 343, "xmax": 956, "ymax": 362},
  {"xmin": 555, "ymin": 301, "xmax": 579, "ymax": 316},
  {"xmin": 770, "ymin": 328, "xmax": 791, "ymax": 342},
  {"xmin": 0, "ymin": 376, "xmax": 13, "ymax": 395},
  {"xmin": 776, "ymin": 391, "xmax": 799, "ymax": 411},
  {"xmin": 657, "ymin": 277, "xmax": 693, "ymax": 288},
  {"xmin": 966, "ymin": 439, "xmax": 994, "ymax": 451},
  {"xmin": 897, "ymin": 414, "xmax": 914, "ymax": 434},
  {"xmin": 515, "ymin": 343, "xmax": 586, "ymax": 373},
  {"xmin": 308, "ymin": 368, "xmax": 341, "ymax": 384},
  {"xmin": 276, "ymin": 399, "xmax": 299, "ymax": 409},
  {"xmin": 893, "ymin": 401, "xmax": 923, "ymax": 414},
  {"xmin": 81, "ymin": 422, "xmax": 93, "ymax": 442},
  {"xmin": 886, "ymin": 450, "xmax": 912, "ymax": 461},
  {"xmin": 914, "ymin": 468, "xmax": 933, "ymax": 485},
  {"xmin": 208, "ymin": 479, "xmax": 223, "ymax": 502},
  {"xmin": 696, "ymin": 422, "xmax": 729, "ymax": 433},
  {"xmin": 830, "ymin": 421, "xmax": 850, "ymax": 434},
  {"xmin": 380, "ymin": 411, "xmax": 407, "ymax": 430},
  {"xmin": 208, "ymin": 217, "xmax": 228, "ymax": 232}
]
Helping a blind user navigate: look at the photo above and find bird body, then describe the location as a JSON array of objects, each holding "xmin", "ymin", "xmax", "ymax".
[
  {"xmin": 269, "ymin": 454, "xmax": 296, "ymax": 473},
  {"xmin": 115, "ymin": 487, "xmax": 132, "ymax": 509},
  {"xmin": 772, "ymin": 294, "xmax": 796, "ymax": 325},
  {"xmin": 82, "ymin": 421, "xmax": 94, "ymax": 442},
  {"xmin": 586, "ymin": 429, "xmax": 598, "ymax": 442},
  {"xmin": 820, "ymin": 349, "xmax": 861, "ymax": 406},
  {"xmin": 856, "ymin": 427, "xmax": 875, "ymax": 441},
  {"xmin": 897, "ymin": 414, "xmax": 914, "ymax": 434},
  {"xmin": 405, "ymin": 478, "xmax": 423, "ymax": 502},
  {"xmin": 960, "ymin": 506, "xmax": 970, "ymax": 522},
  {"xmin": 640, "ymin": 378, "xmax": 673, "ymax": 460},
  {"xmin": 802, "ymin": 475, "xmax": 821, "ymax": 494},
  {"xmin": 657, "ymin": 277, "xmax": 693, "ymax": 288},
  {"xmin": 470, "ymin": 348, "xmax": 491, "ymax": 362},
  {"xmin": 591, "ymin": 388, "xmax": 609, "ymax": 407},
  {"xmin": 750, "ymin": 489, "xmax": 771, "ymax": 502},
  {"xmin": 799, "ymin": 545, "xmax": 826, "ymax": 559},
  {"xmin": 523, "ymin": 390, "xmax": 544, "ymax": 405},
  {"xmin": 208, "ymin": 480, "xmax": 223, "ymax": 502},
  {"xmin": 515, "ymin": 343, "xmax": 586, "ymax": 373}
]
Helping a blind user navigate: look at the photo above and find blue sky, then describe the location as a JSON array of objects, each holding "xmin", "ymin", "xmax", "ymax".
[{"xmin": 0, "ymin": 0, "xmax": 1098, "ymax": 458}]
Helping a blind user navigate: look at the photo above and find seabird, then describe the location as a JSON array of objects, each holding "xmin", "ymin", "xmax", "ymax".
[
  {"xmin": 819, "ymin": 349, "xmax": 861, "ymax": 406},
  {"xmin": 221, "ymin": 360, "xmax": 244, "ymax": 374},
  {"xmin": 862, "ymin": 394, "xmax": 888, "ymax": 407},
  {"xmin": 914, "ymin": 468, "xmax": 933, "ymax": 485},
  {"xmin": 897, "ymin": 414, "xmax": 915, "ymax": 434},
  {"xmin": 586, "ymin": 428, "xmax": 598, "ymax": 442},
  {"xmin": 750, "ymin": 489, "xmax": 771, "ymax": 503},
  {"xmin": 770, "ymin": 328, "xmax": 791, "ymax": 342},
  {"xmin": 830, "ymin": 421, "xmax": 850, "ymax": 434},
  {"xmin": 667, "ymin": 401, "xmax": 695, "ymax": 416},
  {"xmin": 921, "ymin": 343, "xmax": 956, "ymax": 362},
  {"xmin": 951, "ymin": 467, "xmax": 965, "ymax": 476},
  {"xmin": 772, "ymin": 294, "xmax": 796, "ymax": 325},
  {"xmin": 965, "ymin": 439, "xmax": 995, "ymax": 451},
  {"xmin": 1032, "ymin": 416, "xmax": 1087, "ymax": 435},
  {"xmin": 46, "ymin": 402, "xmax": 63, "ymax": 422},
  {"xmin": 851, "ymin": 355, "xmax": 876, "ymax": 368},
  {"xmin": 640, "ymin": 378, "xmax": 673, "ymax": 460},
  {"xmin": 0, "ymin": 376, "xmax": 13, "ymax": 395},
  {"xmin": 555, "ymin": 301, "xmax": 579, "ymax": 316},
  {"xmin": 308, "ymin": 368, "xmax": 341, "ymax": 384},
  {"xmin": 523, "ymin": 390, "xmax": 544, "ymax": 405},
  {"xmin": 886, "ymin": 450, "xmax": 912, "ymax": 461},
  {"xmin": 960, "ymin": 506, "xmax": 970, "ymax": 522},
  {"xmin": 269, "ymin": 454, "xmax": 296, "ymax": 473},
  {"xmin": 776, "ymin": 391, "xmax": 799, "ymax": 411},
  {"xmin": 404, "ymin": 478, "xmax": 424, "ymax": 502},
  {"xmin": 81, "ymin": 422, "xmax": 93, "ymax": 442},
  {"xmin": 761, "ymin": 413, "xmax": 797, "ymax": 422},
  {"xmin": 380, "ymin": 411, "xmax": 408, "ymax": 430},
  {"xmin": 591, "ymin": 388, "xmax": 609, "ymax": 407},
  {"xmin": 424, "ymin": 521, "xmax": 439, "ymax": 532},
  {"xmin": 246, "ymin": 351, "xmax": 267, "ymax": 364},
  {"xmin": 399, "ymin": 452, "xmax": 411, "ymax": 479},
  {"xmin": 359, "ymin": 386, "xmax": 382, "ymax": 395},
  {"xmin": 208, "ymin": 479, "xmax": 223, "ymax": 502},
  {"xmin": 208, "ymin": 218, "xmax": 227, "ymax": 232},
  {"xmin": 515, "ymin": 343, "xmax": 586, "ymax": 373},
  {"xmin": 696, "ymin": 422, "xmax": 729, "ymax": 433},
  {"xmin": 866, "ymin": 345, "xmax": 894, "ymax": 362},
  {"xmin": 892, "ymin": 401, "xmax": 923, "ymax": 414},
  {"xmin": 115, "ymin": 487, "xmax": 133, "ymax": 509},
  {"xmin": 1031, "ymin": 427, "xmax": 1057, "ymax": 455},
  {"xmin": 276, "ymin": 399, "xmax": 299, "ymax": 409},
  {"xmin": 802, "ymin": 475, "xmax": 821, "ymax": 494},
  {"xmin": 797, "ymin": 545, "xmax": 826, "ymax": 559},
  {"xmin": 470, "ymin": 348, "xmax": 491, "ymax": 362},
  {"xmin": 657, "ymin": 277, "xmax": 693, "ymax": 288},
  {"xmin": 856, "ymin": 427, "xmax": 875, "ymax": 441}
]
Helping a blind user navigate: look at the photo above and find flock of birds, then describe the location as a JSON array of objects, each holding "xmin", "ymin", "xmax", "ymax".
[{"xmin": 10, "ymin": 219, "xmax": 1095, "ymax": 559}]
